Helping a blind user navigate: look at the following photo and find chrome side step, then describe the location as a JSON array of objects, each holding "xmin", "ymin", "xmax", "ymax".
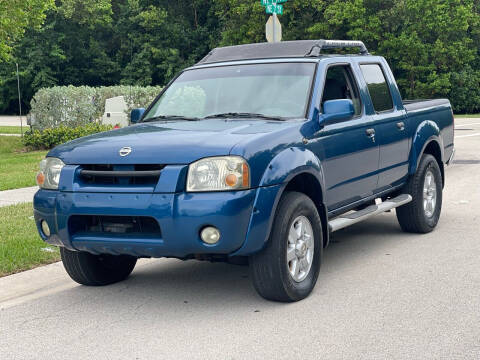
[{"xmin": 328, "ymin": 194, "xmax": 412, "ymax": 232}]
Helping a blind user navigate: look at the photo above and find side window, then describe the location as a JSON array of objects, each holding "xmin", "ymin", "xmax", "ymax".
[
  {"xmin": 321, "ymin": 65, "xmax": 362, "ymax": 117},
  {"xmin": 360, "ymin": 64, "xmax": 393, "ymax": 112}
]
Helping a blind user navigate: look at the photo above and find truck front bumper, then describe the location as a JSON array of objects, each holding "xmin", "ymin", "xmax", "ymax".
[{"xmin": 33, "ymin": 189, "xmax": 258, "ymax": 258}]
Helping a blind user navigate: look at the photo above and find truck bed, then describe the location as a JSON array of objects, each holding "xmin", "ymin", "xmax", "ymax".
[
  {"xmin": 403, "ymin": 99, "xmax": 451, "ymax": 111},
  {"xmin": 403, "ymin": 98, "xmax": 455, "ymax": 165}
]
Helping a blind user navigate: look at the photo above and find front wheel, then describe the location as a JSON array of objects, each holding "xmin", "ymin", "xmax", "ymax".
[
  {"xmin": 249, "ymin": 192, "xmax": 323, "ymax": 302},
  {"xmin": 396, "ymin": 154, "xmax": 443, "ymax": 233},
  {"xmin": 60, "ymin": 248, "xmax": 137, "ymax": 286}
]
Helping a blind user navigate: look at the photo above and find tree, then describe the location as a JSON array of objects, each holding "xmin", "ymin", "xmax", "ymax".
[
  {"xmin": 1, "ymin": 0, "xmax": 480, "ymax": 114},
  {"xmin": 0, "ymin": 0, "xmax": 55, "ymax": 61},
  {"xmin": 0, "ymin": 0, "xmax": 118, "ymax": 113},
  {"xmin": 115, "ymin": 0, "xmax": 219, "ymax": 85},
  {"xmin": 306, "ymin": 0, "xmax": 479, "ymax": 106}
]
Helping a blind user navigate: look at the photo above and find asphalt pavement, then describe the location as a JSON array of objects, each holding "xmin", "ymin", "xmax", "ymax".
[{"xmin": 0, "ymin": 118, "xmax": 479, "ymax": 359}]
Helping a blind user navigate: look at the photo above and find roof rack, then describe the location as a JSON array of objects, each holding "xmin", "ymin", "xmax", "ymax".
[{"xmin": 305, "ymin": 40, "xmax": 369, "ymax": 57}]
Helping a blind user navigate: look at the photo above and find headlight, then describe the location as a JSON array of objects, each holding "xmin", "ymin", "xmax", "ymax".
[
  {"xmin": 36, "ymin": 157, "xmax": 65, "ymax": 190},
  {"xmin": 187, "ymin": 156, "xmax": 250, "ymax": 192}
]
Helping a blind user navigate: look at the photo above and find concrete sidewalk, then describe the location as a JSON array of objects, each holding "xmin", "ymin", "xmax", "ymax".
[
  {"xmin": 0, "ymin": 115, "xmax": 27, "ymax": 126},
  {"xmin": 0, "ymin": 186, "xmax": 38, "ymax": 207}
]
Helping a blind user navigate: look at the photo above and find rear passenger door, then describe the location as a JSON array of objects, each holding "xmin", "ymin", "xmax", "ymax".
[
  {"xmin": 311, "ymin": 63, "xmax": 379, "ymax": 210},
  {"xmin": 359, "ymin": 63, "xmax": 409, "ymax": 191}
]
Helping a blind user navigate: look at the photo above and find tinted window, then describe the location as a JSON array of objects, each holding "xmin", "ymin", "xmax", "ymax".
[
  {"xmin": 360, "ymin": 64, "xmax": 393, "ymax": 112},
  {"xmin": 321, "ymin": 65, "xmax": 362, "ymax": 116}
]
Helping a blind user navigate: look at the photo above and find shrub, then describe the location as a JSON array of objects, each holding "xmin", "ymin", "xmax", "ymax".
[
  {"xmin": 30, "ymin": 85, "xmax": 162, "ymax": 130},
  {"xmin": 23, "ymin": 123, "xmax": 114, "ymax": 150}
]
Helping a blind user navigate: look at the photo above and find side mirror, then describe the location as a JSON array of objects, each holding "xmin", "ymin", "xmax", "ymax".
[
  {"xmin": 320, "ymin": 99, "xmax": 355, "ymax": 125},
  {"xmin": 130, "ymin": 108, "xmax": 145, "ymax": 124}
]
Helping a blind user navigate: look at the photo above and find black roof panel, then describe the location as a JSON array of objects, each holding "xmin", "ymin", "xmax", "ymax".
[{"xmin": 197, "ymin": 40, "xmax": 369, "ymax": 65}]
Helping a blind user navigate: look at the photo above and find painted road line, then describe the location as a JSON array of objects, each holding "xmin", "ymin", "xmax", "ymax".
[
  {"xmin": 455, "ymin": 122, "xmax": 480, "ymax": 127},
  {"xmin": 455, "ymin": 132, "xmax": 480, "ymax": 139}
]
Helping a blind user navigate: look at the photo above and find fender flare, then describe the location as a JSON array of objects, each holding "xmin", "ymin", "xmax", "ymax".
[
  {"xmin": 232, "ymin": 147, "xmax": 328, "ymax": 256},
  {"xmin": 259, "ymin": 147, "xmax": 326, "ymax": 189},
  {"xmin": 409, "ymin": 120, "xmax": 444, "ymax": 175}
]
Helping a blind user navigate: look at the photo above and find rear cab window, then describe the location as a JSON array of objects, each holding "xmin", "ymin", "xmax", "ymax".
[{"xmin": 360, "ymin": 64, "xmax": 394, "ymax": 113}]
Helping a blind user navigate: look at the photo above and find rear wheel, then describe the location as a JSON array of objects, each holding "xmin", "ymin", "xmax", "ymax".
[
  {"xmin": 396, "ymin": 154, "xmax": 443, "ymax": 233},
  {"xmin": 249, "ymin": 192, "xmax": 323, "ymax": 302},
  {"xmin": 60, "ymin": 248, "xmax": 137, "ymax": 286}
]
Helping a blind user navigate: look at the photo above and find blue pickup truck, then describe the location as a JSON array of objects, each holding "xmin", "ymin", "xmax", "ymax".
[{"xmin": 34, "ymin": 40, "xmax": 455, "ymax": 302}]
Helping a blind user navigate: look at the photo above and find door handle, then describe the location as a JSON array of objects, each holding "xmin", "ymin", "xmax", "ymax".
[
  {"xmin": 365, "ymin": 128, "xmax": 375, "ymax": 142},
  {"xmin": 396, "ymin": 122, "xmax": 405, "ymax": 131}
]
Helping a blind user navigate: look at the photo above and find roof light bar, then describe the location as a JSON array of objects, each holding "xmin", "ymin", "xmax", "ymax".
[{"xmin": 306, "ymin": 40, "xmax": 369, "ymax": 57}]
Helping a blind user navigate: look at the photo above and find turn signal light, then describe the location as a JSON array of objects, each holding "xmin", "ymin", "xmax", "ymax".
[
  {"xmin": 242, "ymin": 163, "xmax": 249, "ymax": 187},
  {"xmin": 36, "ymin": 172, "xmax": 45, "ymax": 186},
  {"xmin": 225, "ymin": 174, "xmax": 238, "ymax": 187}
]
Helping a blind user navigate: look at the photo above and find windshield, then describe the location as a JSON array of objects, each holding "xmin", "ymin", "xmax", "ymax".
[{"xmin": 142, "ymin": 62, "xmax": 316, "ymax": 121}]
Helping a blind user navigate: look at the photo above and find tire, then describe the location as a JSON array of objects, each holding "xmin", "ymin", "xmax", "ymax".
[
  {"xmin": 60, "ymin": 248, "xmax": 137, "ymax": 286},
  {"xmin": 396, "ymin": 154, "xmax": 443, "ymax": 233},
  {"xmin": 249, "ymin": 192, "xmax": 323, "ymax": 302}
]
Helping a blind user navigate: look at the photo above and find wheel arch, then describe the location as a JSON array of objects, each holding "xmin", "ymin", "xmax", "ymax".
[
  {"xmin": 283, "ymin": 172, "xmax": 329, "ymax": 248},
  {"xmin": 409, "ymin": 120, "xmax": 445, "ymax": 186},
  {"xmin": 232, "ymin": 148, "xmax": 329, "ymax": 256}
]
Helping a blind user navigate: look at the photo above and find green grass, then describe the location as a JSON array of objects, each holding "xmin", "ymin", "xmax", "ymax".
[
  {"xmin": 454, "ymin": 114, "xmax": 480, "ymax": 118},
  {"xmin": 0, "ymin": 126, "xmax": 25, "ymax": 134},
  {"xmin": 0, "ymin": 203, "xmax": 60, "ymax": 277},
  {"xmin": 0, "ymin": 136, "xmax": 47, "ymax": 191}
]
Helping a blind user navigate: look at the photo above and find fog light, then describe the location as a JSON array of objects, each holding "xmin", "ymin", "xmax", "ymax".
[
  {"xmin": 41, "ymin": 220, "xmax": 51, "ymax": 237},
  {"xmin": 201, "ymin": 226, "xmax": 220, "ymax": 244}
]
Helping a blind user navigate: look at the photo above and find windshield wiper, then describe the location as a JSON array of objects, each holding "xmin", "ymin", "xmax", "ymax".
[
  {"xmin": 203, "ymin": 112, "xmax": 285, "ymax": 121},
  {"xmin": 142, "ymin": 115, "xmax": 200, "ymax": 123}
]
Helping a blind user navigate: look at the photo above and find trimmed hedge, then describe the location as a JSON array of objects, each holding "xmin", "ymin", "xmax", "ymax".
[
  {"xmin": 30, "ymin": 85, "xmax": 162, "ymax": 130},
  {"xmin": 23, "ymin": 123, "xmax": 114, "ymax": 150}
]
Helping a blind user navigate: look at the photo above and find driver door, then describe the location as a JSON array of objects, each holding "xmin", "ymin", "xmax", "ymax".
[{"xmin": 308, "ymin": 64, "xmax": 380, "ymax": 210}]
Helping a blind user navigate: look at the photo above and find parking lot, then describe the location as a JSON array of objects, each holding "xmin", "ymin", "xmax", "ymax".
[{"xmin": 0, "ymin": 118, "xmax": 479, "ymax": 359}]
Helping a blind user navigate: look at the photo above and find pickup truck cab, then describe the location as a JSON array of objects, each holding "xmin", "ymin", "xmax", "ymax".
[{"xmin": 34, "ymin": 40, "xmax": 455, "ymax": 302}]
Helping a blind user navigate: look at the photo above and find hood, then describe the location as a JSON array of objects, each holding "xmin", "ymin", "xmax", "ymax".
[{"xmin": 48, "ymin": 119, "xmax": 299, "ymax": 164}]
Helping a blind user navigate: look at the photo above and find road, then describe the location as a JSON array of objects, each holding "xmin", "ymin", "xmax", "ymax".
[{"xmin": 1, "ymin": 118, "xmax": 479, "ymax": 359}]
